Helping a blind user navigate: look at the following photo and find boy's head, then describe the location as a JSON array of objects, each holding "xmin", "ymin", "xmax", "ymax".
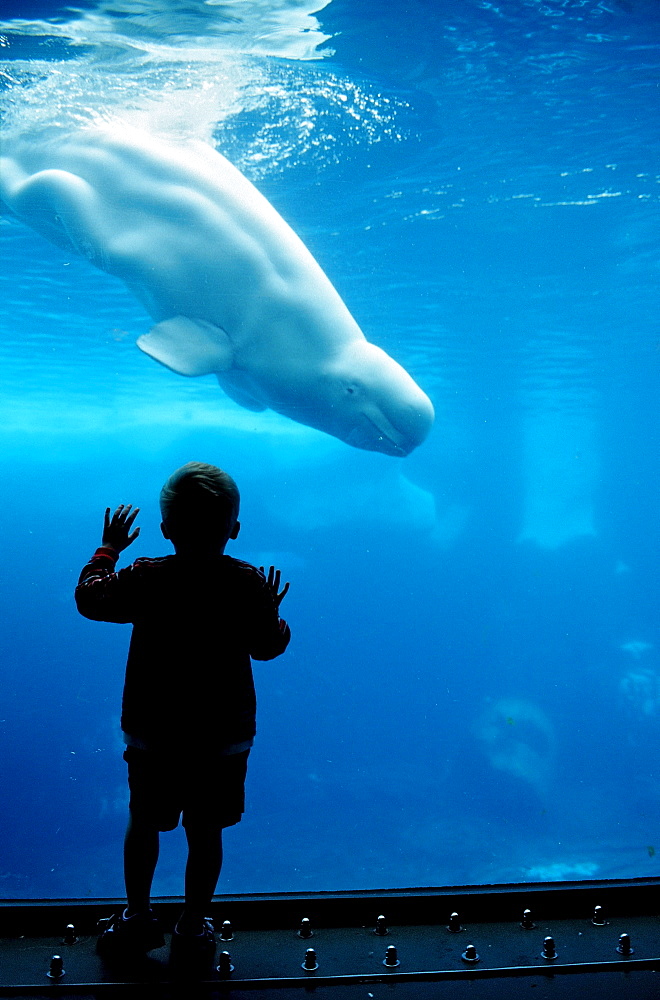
[{"xmin": 160, "ymin": 462, "xmax": 240, "ymax": 554}]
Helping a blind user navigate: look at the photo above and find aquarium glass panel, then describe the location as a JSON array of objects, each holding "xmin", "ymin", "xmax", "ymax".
[{"xmin": 1, "ymin": 0, "xmax": 659, "ymax": 898}]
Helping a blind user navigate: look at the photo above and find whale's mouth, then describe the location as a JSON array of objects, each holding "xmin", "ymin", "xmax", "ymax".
[{"xmin": 345, "ymin": 415, "xmax": 410, "ymax": 457}]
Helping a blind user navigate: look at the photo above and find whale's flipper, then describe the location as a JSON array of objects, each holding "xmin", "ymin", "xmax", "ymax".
[{"xmin": 137, "ymin": 316, "xmax": 234, "ymax": 376}]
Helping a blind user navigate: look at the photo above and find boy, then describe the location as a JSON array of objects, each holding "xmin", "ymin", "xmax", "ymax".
[{"xmin": 75, "ymin": 462, "xmax": 290, "ymax": 961}]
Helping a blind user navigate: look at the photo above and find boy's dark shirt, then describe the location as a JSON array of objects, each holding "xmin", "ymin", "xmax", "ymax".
[{"xmin": 75, "ymin": 548, "xmax": 290, "ymax": 753}]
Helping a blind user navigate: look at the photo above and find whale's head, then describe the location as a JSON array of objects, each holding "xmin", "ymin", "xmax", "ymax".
[{"xmin": 279, "ymin": 340, "xmax": 435, "ymax": 457}]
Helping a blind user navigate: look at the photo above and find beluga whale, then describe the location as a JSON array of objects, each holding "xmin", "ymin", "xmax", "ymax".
[{"xmin": 0, "ymin": 124, "xmax": 434, "ymax": 455}]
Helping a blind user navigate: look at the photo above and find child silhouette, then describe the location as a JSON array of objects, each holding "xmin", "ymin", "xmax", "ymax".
[{"xmin": 76, "ymin": 462, "xmax": 290, "ymax": 964}]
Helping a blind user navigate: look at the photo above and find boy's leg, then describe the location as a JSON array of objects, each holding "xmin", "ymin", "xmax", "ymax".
[
  {"xmin": 177, "ymin": 825, "xmax": 223, "ymax": 934},
  {"xmin": 175, "ymin": 749, "xmax": 248, "ymax": 935},
  {"xmin": 124, "ymin": 813, "xmax": 160, "ymax": 916}
]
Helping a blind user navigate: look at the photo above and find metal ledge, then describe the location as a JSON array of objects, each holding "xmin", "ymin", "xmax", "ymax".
[
  {"xmin": 0, "ymin": 879, "xmax": 658, "ymax": 995},
  {"xmin": 2, "ymin": 877, "xmax": 659, "ymax": 934}
]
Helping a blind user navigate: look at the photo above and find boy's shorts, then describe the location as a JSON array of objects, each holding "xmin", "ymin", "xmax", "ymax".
[{"xmin": 123, "ymin": 746, "xmax": 250, "ymax": 832}]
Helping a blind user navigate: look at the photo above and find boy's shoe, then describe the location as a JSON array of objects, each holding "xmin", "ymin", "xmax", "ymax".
[
  {"xmin": 97, "ymin": 908, "xmax": 165, "ymax": 957},
  {"xmin": 170, "ymin": 917, "xmax": 216, "ymax": 975}
]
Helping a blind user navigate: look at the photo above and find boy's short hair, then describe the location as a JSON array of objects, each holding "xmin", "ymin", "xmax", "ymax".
[{"xmin": 160, "ymin": 462, "xmax": 240, "ymax": 543}]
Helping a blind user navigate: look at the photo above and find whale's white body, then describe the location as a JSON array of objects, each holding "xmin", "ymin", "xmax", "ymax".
[{"xmin": 0, "ymin": 124, "xmax": 434, "ymax": 454}]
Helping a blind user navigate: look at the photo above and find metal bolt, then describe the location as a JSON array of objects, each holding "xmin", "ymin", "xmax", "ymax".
[
  {"xmin": 302, "ymin": 947, "xmax": 318, "ymax": 971},
  {"xmin": 617, "ymin": 933, "xmax": 634, "ymax": 956},
  {"xmin": 461, "ymin": 943, "xmax": 479, "ymax": 963},
  {"xmin": 592, "ymin": 905, "xmax": 606, "ymax": 926},
  {"xmin": 383, "ymin": 944, "xmax": 400, "ymax": 967},
  {"xmin": 216, "ymin": 950, "xmax": 234, "ymax": 976},
  {"xmin": 521, "ymin": 908, "xmax": 535, "ymax": 930},
  {"xmin": 220, "ymin": 919, "xmax": 234, "ymax": 942},
  {"xmin": 542, "ymin": 936, "xmax": 558, "ymax": 960},
  {"xmin": 63, "ymin": 923, "xmax": 77, "ymax": 945},
  {"xmin": 298, "ymin": 917, "xmax": 313, "ymax": 939},
  {"xmin": 447, "ymin": 911, "xmax": 462, "ymax": 933},
  {"xmin": 374, "ymin": 914, "xmax": 388, "ymax": 936},
  {"xmin": 47, "ymin": 955, "xmax": 65, "ymax": 979}
]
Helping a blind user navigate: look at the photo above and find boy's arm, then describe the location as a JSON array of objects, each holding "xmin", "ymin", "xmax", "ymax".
[
  {"xmin": 75, "ymin": 549, "xmax": 138, "ymax": 623},
  {"xmin": 74, "ymin": 505, "xmax": 141, "ymax": 623}
]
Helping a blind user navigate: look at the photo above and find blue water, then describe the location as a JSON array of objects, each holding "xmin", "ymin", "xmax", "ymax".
[{"xmin": 0, "ymin": 0, "xmax": 659, "ymax": 899}]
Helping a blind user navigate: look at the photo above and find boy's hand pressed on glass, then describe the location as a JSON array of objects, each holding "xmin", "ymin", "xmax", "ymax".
[
  {"xmin": 103, "ymin": 504, "xmax": 141, "ymax": 552},
  {"xmin": 259, "ymin": 565, "xmax": 290, "ymax": 608}
]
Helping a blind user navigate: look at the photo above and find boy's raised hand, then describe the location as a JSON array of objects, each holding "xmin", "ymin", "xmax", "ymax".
[
  {"xmin": 102, "ymin": 504, "xmax": 140, "ymax": 553},
  {"xmin": 259, "ymin": 565, "xmax": 290, "ymax": 608}
]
